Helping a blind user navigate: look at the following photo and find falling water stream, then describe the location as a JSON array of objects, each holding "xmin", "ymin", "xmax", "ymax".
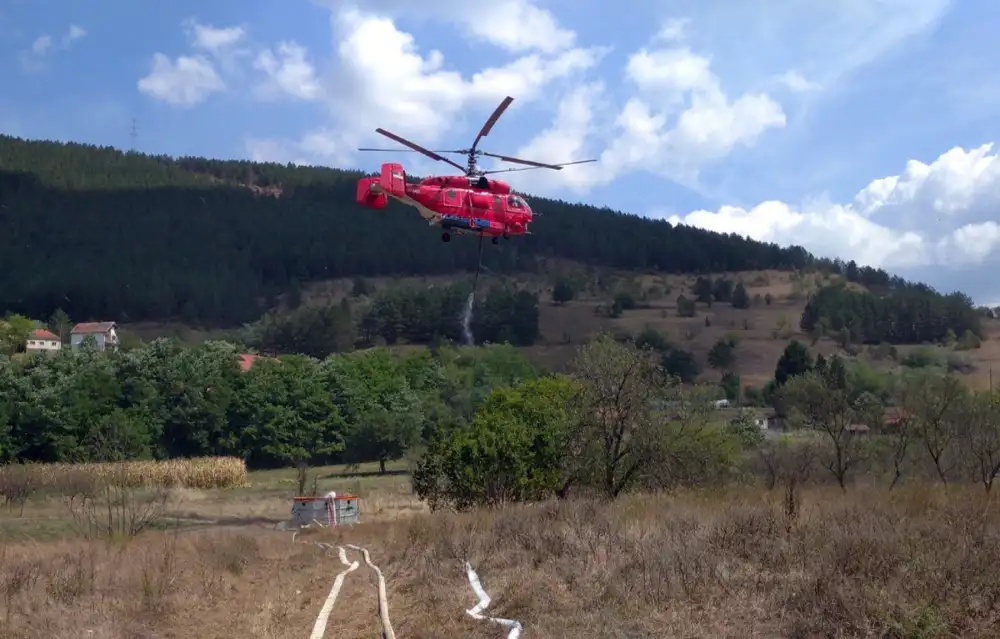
[{"xmin": 461, "ymin": 292, "xmax": 475, "ymax": 345}]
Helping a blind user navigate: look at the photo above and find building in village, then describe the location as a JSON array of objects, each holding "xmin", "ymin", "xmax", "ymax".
[
  {"xmin": 70, "ymin": 322, "xmax": 119, "ymax": 351},
  {"xmin": 25, "ymin": 328, "xmax": 62, "ymax": 354}
]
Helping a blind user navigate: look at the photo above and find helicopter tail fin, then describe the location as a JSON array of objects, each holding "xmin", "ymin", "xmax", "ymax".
[
  {"xmin": 356, "ymin": 177, "xmax": 388, "ymax": 209},
  {"xmin": 380, "ymin": 163, "xmax": 407, "ymax": 197}
]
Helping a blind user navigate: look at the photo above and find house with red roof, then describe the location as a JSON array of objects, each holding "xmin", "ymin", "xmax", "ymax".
[
  {"xmin": 70, "ymin": 321, "xmax": 119, "ymax": 351},
  {"xmin": 25, "ymin": 328, "xmax": 62, "ymax": 354}
]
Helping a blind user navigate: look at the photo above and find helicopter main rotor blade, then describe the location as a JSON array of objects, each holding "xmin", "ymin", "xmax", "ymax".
[
  {"xmin": 480, "ymin": 166, "xmax": 548, "ymax": 175},
  {"xmin": 480, "ymin": 151, "xmax": 568, "ymax": 170},
  {"xmin": 374, "ymin": 128, "xmax": 467, "ymax": 172},
  {"xmin": 358, "ymin": 147, "xmax": 466, "ymax": 154},
  {"xmin": 479, "ymin": 158, "xmax": 598, "ymax": 176},
  {"xmin": 470, "ymin": 96, "xmax": 514, "ymax": 153}
]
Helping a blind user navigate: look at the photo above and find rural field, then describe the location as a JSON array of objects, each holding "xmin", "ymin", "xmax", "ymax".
[
  {"xmin": 5, "ymin": 92, "xmax": 1000, "ymax": 639},
  {"xmin": 2, "ymin": 458, "xmax": 1000, "ymax": 638}
]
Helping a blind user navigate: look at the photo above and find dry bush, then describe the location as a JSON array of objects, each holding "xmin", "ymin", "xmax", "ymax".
[
  {"xmin": 55, "ymin": 466, "xmax": 173, "ymax": 538},
  {"xmin": 2, "ymin": 457, "xmax": 248, "ymax": 493},
  {"xmin": 4, "ymin": 485, "xmax": 1000, "ymax": 637},
  {"xmin": 0, "ymin": 462, "xmax": 40, "ymax": 517}
]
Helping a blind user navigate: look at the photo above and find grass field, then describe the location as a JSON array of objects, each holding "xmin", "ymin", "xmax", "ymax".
[{"xmin": 2, "ymin": 461, "xmax": 999, "ymax": 638}]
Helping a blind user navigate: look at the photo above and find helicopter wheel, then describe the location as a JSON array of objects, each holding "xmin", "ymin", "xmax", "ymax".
[
  {"xmin": 441, "ymin": 231, "xmax": 451, "ymax": 242},
  {"xmin": 491, "ymin": 236, "xmax": 500, "ymax": 245}
]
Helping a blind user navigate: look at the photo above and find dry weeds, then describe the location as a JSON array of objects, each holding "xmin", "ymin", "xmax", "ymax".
[{"xmin": 2, "ymin": 484, "xmax": 998, "ymax": 638}]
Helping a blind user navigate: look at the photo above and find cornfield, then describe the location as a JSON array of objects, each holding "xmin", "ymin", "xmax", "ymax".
[{"xmin": 1, "ymin": 457, "xmax": 249, "ymax": 491}]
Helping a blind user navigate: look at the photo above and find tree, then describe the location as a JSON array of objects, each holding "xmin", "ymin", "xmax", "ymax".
[
  {"xmin": 412, "ymin": 375, "xmax": 580, "ymax": 510},
  {"xmin": 708, "ymin": 337, "xmax": 737, "ymax": 371},
  {"xmin": 131, "ymin": 338, "xmax": 240, "ymax": 459},
  {"xmin": 712, "ymin": 278, "xmax": 733, "ymax": 303},
  {"xmin": 323, "ymin": 349, "xmax": 424, "ymax": 474},
  {"xmin": 568, "ymin": 333, "xmax": 672, "ymax": 498},
  {"xmin": 720, "ymin": 372, "xmax": 740, "ymax": 402},
  {"xmin": 731, "ymin": 283, "xmax": 750, "ymax": 309},
  {"xmin": 229, "ymin": 355, "xmax": 345, "ymax": 492},
  {"xmin": 244, "ymin": 302, "xmax": 355, "ymax": 358},
  {"xmin": 962, "ymin": 392, "xmax": 1000, "ymax": 492},
  {"xmin": 883, "ymin": 390, "xmax": 918, "ymax": 490},
  {"xmin": 0, "ymin": 314, "xmax": 35, "ymax": 356},
  {"xmin": 693, "ymin": 276, "xmax": 714, "ymax": 305},
  {"xmin": 800, "ymin": 282, "xmax": 982, "ymax": 345},
  {"xmin": 48, "ymin": 308, "xmax": 72, "ymax": 343},
  {"xmin": 676, "ymin": 295, "xmax": 697, "ymax": 317},
  {"xmin": 901, "ymin": 372, "xmax": 967, "ymax": 484},
  {"xmin": 823, "ymin": 354, "xmax": 848, "ymax": 389},
  {"xmin": 552, "ymin": 279, "xmax": 575, "ymax": 304},
  {"xmin": 774, "ymin": 340, "xmax": 812, "ymax": 386},
  {"xmin": 753, "ymin": 435, "xmax": 818, "ymax": 491},
  {"xmin": 635, "ymin": 327, "xmax": 671, "ymax": 353},
  {"xmin": 780, "ymin": 372, "xmax": 882, "ymax": 490},
  {"xmin": 725, "ymin": 409, "xmax": 763, "ymax": 448},
  {"xmin": 661, "ymin": 348, "xmax": 700, "ymax": 383}
]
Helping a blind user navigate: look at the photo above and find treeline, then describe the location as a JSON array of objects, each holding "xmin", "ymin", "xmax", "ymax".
[
  {"xmin": 417, "ymin": 333, "xmax": 1000, "ymax": 512},
  {"xmin": 359, "ymin": 283, "xmax": 539, "ymax": 346},
  {"xmin": 800, "ymin": 282, "xmax": 983, "ymax": 345},
  {"xmin": 238, "ymin": 283, "xmax": 541, "ymax": 359},
  {"xmin": 1, "ymin": 135, "xmax": 813, "ymax": 326},
  {"xmin": 0, "ymin": 338, "xmax": 537, "ymax": 470}
]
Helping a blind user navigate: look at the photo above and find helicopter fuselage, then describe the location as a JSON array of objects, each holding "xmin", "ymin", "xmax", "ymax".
[{"xmin": 356, "ymin": 163, "xmax": 533, "ymax": 242}]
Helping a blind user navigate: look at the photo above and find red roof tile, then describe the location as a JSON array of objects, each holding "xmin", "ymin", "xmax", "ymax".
[
  {"xmin": 71, "ymin": 322, "xmax": 116, "ymax": 334},
  {"xmin": 239, "ymin": 353, "xmax": 259, "ymax": 372},
  {"xmin": 30, "ymin": 329, "xmax": 60, "ymax": 341}
]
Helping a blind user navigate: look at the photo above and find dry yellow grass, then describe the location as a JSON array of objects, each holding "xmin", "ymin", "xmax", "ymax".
[
  {"xmin": 2, "ymin": 483, "xmax": 999, "ymax": 637},
  {"xmin": 2, "ymin": 457, "xmax": 249, "ymax": 491}
]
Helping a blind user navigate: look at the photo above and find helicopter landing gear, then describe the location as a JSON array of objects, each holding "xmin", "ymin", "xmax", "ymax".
[
  {"xmin": 441, "ymin": 231, "xmax": 451, "ymax": 242},
  {"xmin": 491, "ymin": 236, "xmax": 500, "ymax": 245}
]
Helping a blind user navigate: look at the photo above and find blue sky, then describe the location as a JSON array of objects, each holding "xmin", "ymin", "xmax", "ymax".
[{"xmin": 4, "ymin": 0, "xmax": 1000, "ymax": 305}]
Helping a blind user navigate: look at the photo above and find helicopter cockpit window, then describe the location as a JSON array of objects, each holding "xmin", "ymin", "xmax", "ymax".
[{"xmin": 508, "ymin": 195, "xmax": 523, "ymax": 208}]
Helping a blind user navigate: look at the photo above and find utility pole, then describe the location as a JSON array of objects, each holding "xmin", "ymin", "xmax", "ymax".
[{"xmin": 129, "ymin": 118, "xmax": 138, "ymax": 151}]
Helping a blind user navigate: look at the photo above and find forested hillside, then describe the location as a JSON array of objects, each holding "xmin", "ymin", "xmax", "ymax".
[{"xmin": 0, "ymin": 135, "xmax": 816, "ymax": 326}]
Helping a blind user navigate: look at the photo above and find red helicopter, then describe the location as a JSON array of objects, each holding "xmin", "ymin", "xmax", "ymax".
[{"xmin": 355, "ymin": 96, "xmax": 595, "ymax": 244}]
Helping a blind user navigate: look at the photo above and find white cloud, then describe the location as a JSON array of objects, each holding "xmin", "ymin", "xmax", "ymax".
[
  {"xmin": 19, "ymin": 24, "xmax": 86, "ymax": 72},
  {"xmin": 253, "ymin": 42, "xmax": 322, "ymax": 101},
  {"xmin": 137, "ymin": 54, "xmax": 226, "ymax": 107},
  {"xmin": 61, "ymin": 25, "xmax": 86, "ymax": 47},
  {"xmin": 776, "ymin": 70, "xmax": 820, "ymax": 93},
  {"xmin": 655, "ymin": 18, "xmax": 690, "ymax": 44},
  {"xmin": 512, "ymin": 37, "xmax": 786, "ymax": 194},
  {"xmin": 137, "ymin": 19, "xmax": 246, "ymax": 107},
  {"xmin": 31, "ymin": 35, "xmax": 51, "ymax": 55},
  {"xmin": 244, "ymin": 5, "xmax": 603, "ymax": 165},
  {"xmin": 186, "ymin": 21, "xmax": 245, "ymax": 53},
  {"xmin": 319, "ymin": 0, "xmax": 575, "ymax": 53},
  {"xmin": 668, "ymin": 143, "xmax": 1000, "ymax": 270}
]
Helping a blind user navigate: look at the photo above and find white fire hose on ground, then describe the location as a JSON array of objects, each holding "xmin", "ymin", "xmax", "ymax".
[{"xmin": 465, "ymin": 561, "xmax": 523, "ymax": 638}]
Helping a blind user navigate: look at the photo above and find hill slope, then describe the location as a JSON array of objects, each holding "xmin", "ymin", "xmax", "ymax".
[
  {"xmin": 2, "ymin": 134, "xmax": 820, "ymax": 326},
  {"xmin": 2, "ymin": 134, "xmax": 996, "ymax": 389}
]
